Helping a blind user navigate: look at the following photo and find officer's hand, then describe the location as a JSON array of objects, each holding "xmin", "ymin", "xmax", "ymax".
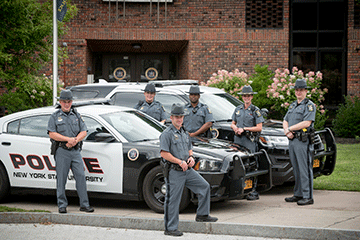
[
  {"xmin": 179, "ymin": 160, "xmax": 188, "ymax": 171},
  {"xmin": 286, "ymin": 131, "xmax": 294, "ymax": 139},
  {"xmin": 236, "ymin": 127, "xmax": 244, "ymax": 135},
  {"xmin": 187, "ymin": 156, "xmax": 195, "ymax": 168},
  {"xmin": 67, "ymin": 137, "xmax": 77, "ymax": 147}
]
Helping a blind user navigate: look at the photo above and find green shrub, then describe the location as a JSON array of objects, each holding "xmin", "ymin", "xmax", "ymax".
[
  {"xmin": 247, "ymin": 65, "xmax": 274, "ymax": 116},
  {"xmin": 332, "ymin": 96, "xmax": 360, "ymax": 138},
  {"xmin": 0, "ymin": 74, "xmax": 53, "ymax": 114}
]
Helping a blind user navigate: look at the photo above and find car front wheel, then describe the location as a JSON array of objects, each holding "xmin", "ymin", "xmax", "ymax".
[
  {"xmin": 143, "ymin": 165, "xmax": 190, "ymax": 213},
  {"xmin": 0, "ymin": 163, "xmax": 10, "ymax": 202}
]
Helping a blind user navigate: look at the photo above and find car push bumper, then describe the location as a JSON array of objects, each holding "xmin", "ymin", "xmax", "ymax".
[
  {"xmin": 196, "ymin": 149, "xmax": 272, "ymax": 202},
  {"xmin": 313, "ymin": 127, "xmax": 337, "ymax": 177}
]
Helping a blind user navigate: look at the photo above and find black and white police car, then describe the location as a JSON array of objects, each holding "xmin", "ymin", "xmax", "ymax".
[
  {"xmin": 69, "ymin": 80, "xmax": 337, "ymax": 186},
  {"xmin": 0, "ymin": 100, "xmax": 272, "ymax": 213}
]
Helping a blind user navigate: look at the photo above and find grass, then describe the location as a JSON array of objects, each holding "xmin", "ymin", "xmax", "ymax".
[
  {"xmin": 0, "ymin": 206, "xmax": 49, "ymax": 212},
  {"xmin": 314, "ymin": 143, "xmax": 360, "ymax": 191}
]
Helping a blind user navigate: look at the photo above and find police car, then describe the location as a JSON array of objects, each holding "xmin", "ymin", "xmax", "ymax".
[
  {"xmin": 69, "ymin": 80, "xmax": 337, "ymax": 186},
  {"xmin": 0, "ymin": 101, "xmax": 272, "ymax": 213}
]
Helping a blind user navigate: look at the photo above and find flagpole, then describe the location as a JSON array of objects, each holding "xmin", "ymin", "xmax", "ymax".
[{"xmin": 53, "ymin": 0, "xmax": 58, "ymax": 105}]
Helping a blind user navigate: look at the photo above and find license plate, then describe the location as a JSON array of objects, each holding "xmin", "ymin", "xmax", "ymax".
[
  {"xmin": 244, "ymin": 179, "xmax": 253, "ymax": 190},
  {"xmin": 313, "ymin": 159, "xmax": 320, "ymax": 168}
]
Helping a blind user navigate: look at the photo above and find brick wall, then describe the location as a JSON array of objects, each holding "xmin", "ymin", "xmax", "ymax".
[
  {"xmin": 40, "ymin": 0, "xmax": 359, "ymax": 100},
  {"xmin": 44, "ymin": 0, "xmax": 289, "ymax": 87},
  {"xmin": 348, "ymin": 1, "xmax": 360, "ymax": 97}
]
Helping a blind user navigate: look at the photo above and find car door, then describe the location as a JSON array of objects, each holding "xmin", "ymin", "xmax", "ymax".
[
  {"xmin": 80, "ymin": 115, "xmax": 123, "ymax": 194},
  {"xmin": 1, "ymin": 114, "xmax": 56, "ymax": 189}
]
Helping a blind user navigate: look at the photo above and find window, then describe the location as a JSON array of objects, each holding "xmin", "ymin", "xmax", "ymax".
[
  {"xmin": 82, "ymin": 116, "xmax": 110, "ymax": 141},
  {"xmin": 7, "ymin": 115, "xmax": 50, "ymax": 138}
]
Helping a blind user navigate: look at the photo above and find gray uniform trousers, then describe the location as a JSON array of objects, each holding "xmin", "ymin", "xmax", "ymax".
[
  {"xmin": 234, "ymin": 135, "xmax": 256, "ymax": 153},
  {"xmin": 164, "ymin": 168, "xmax": 210, "ymax": 231},
  {"xmin": 55, "ymin": 147, "xmax": 90, "ymax": 209},
  {"xmin": 288, "ymin": 138, "xmax": 314, "ymax": 199}
]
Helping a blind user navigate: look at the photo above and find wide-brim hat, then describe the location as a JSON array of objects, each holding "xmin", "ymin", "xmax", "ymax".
[
  {"xmin": 290, "ymin": 78, "xmax": 311, "ymax": 89},
  {"xmin": 142, "ymin": 83, "xmax": 158, "ymax": 93},
  {"xmin": 238, "ymin": 85, "xmax": 257, "ymax": 95},
  {"xmin": 186, "ymin": 85, "xmax": 203, "ymax": 94},
  {"xmin": 57, "ymin": 89, "xmax": 73, "ymax": 100},
  {"xmin": 171, "ymin": 103, "xmax": 185, "ymax": 116}
]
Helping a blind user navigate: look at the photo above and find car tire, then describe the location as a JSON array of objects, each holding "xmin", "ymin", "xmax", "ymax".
[
  {"xmin": 0, "ymin": 163, "xmax": 10, "ymax": 202},
  {"xmin": 143, "ymin": 165, "xmax": 190, "ymax": 213}
]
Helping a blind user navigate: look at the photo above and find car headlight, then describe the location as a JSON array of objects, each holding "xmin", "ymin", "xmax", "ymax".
[
  {"xmin": 259, "ymin": 135, "xmax": 289, "ymax": 147},
  {"xmin": 194, "ymin": 158, "xmax": 222, "ymax": 172}
]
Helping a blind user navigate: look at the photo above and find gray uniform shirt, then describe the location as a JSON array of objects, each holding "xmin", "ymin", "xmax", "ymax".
[
  {"xmin": 159, "ymin": 124, "xmax": 192, "ymax": 161},
  {"xmin": 232, "ymin": 104, "xmax": 264, "ymax": 128},
  {"xmin": 183, "ymin": 102, "xmax": 214, "ymax": 133},
  {"xmin": 134, "ymin": 100, "xmax": 167, "ymax": 122},
  {"xmin": 47, "ymin": 108, "xmax": 87, "ymax": 137},
  {"xmin": 284, "ymin": 98, "xmax": 316, "ymax": 127}
]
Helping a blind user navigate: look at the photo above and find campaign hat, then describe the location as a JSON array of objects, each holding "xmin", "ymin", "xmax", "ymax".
[
  {"xmin": 142, "ymin": 83, "xmax": 157, "ymax": 93},
  {"xmin": 57, "ymin": 89, "xmax": 73, "ymax": 100},
  {"xmin": 171, "ymin": 103, "xmax": 186, "ymax": 116},
  {"xmin": 186, "ymin": 85, "xmax": 203, "ymax": 94},
  {"xmin": 291, "ymin": 78, "xmax": 311, "ymax": 89},
  {"xmin": 238, "ymin": 85, "xmax": 257, "ymax": 95}
]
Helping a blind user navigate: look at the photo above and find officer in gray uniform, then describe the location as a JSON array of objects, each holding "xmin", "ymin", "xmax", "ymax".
[
  {"xmin": 183, "ymin": 85, "xmax": 214, "ymax": 139},
  {"xmin": 160, "ymin": 103, "xmax": 217, "ymax": 237},
  {"xmin": 231, "ymin": 85, "xmax": 264, "ymax": 153},
  {"xmin": 134, "ymin": 83, "xmax": 167, "ymax": 123},
  {"xmin": 47, "ymin": 90, "xmax": 94, "ymax": 214},
  {"xmin": 283, "ymin": 79, "xmax": 316, "ymax": 206},
  {"xmin": 231, "ymin": 85, "xmax": 264, "ymax": 200}
]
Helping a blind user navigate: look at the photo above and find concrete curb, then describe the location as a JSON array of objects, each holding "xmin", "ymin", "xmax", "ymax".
[{"xmin": 1, "ymin": 212, "xmax": 359, "ymax": 240}]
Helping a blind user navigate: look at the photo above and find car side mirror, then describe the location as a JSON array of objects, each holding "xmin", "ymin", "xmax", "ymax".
[
  {"xmin": 260, "ymin": 108, "xmax": 268, "ymax": 118},
  {"xmin": 94, "ymin": 132, "xmax": 115, "ymax": 142}
]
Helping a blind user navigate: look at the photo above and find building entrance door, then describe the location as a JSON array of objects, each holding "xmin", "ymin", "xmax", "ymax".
[{"xmin": 103, "ymin": 54, "xmax": 170, "ymax": 82}]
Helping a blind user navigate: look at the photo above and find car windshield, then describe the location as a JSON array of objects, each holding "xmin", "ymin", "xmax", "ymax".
[
  {"xmin": 100, "ymin": 110, "xmax": 163, "ymax": 142},
  {"xmin": 199, "ymin": 93, "xmax": 242, "ymax": 122}
]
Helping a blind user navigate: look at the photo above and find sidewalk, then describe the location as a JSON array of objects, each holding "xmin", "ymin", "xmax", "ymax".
[{"xmin": 1, "ymin": 186, "xmax": 359, "ymax": 239}]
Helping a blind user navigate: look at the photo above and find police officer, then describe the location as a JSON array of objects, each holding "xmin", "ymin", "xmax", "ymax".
[
  {"xmin": 134, "ymin": 83, "xmax": 167, "ymax": 123},
  {"xmin": 160, "ymin": 103, "xmax": 218, "ymax": 237},
  {"xmin": 231, "ymin": 85, "xmax": 264, "ymax": 200},
  {"xmin": 47, "ymin": 90, "xmax": 94, "ymax": 214},
  {"xmin": 183, "ymin": 85, "xmax": 214, "ymax": 139},
  {"xmin": 283, "ymin": 79, "xmax": 316, "ymax": 206}
]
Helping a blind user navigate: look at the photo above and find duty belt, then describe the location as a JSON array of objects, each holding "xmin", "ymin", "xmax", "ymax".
[
  {"xmin": 170, "ymin": 163, "xmax": 184, "ymax": 171},
  {"xmin": 235, "ymin": 131, "xmax": 260, "ymax": 142}
]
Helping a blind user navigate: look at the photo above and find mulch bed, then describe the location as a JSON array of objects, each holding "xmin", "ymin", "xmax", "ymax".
[{"xmin": 335, "ymin": 137, "xmax": 360, "ymax": 144}]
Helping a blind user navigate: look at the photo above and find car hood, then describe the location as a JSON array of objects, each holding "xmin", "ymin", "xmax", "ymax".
[
  {"xmin": 213, "ymin": 119, "xmax": 285, "ymax": 136},
  {"xmin": 125, "ymin": 138, "xmax": 249, "ymax": 160}
]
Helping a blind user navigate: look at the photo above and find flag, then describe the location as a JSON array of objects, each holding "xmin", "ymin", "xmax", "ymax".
[{"xmin": 57, "ymin": 0, "xmax": 67, "ymax": 22}]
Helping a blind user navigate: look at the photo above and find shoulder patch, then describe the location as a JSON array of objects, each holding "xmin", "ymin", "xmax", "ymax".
[
  {"xmin": 308, "ymin": 104, "xmax": 314, "ymax": 112},
  {"xmin": 255, "ymin": 109, "xmax": 262, "ymax": 117},
  {"xmin": 207, "ymin": 107, "xmax": 212, "ymax": 114},
  {"xmin": 162, "ymin": 105, "xmax": 165, "ymax": 111}
]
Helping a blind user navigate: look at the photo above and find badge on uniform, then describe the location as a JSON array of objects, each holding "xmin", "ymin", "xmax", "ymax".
[
  {"xmin": 308, "ymin": 104, "xmax": 314, "ymax": 112},
  {"xmin": 140, "ymin": 106, "xmax": 144, "ymax": 110},
  {"xmin": 174, "ymin": 134, "xmax": 179, "ymax": 140},
  {"xmin": 255, "ymin": 110, "xmax": 261, "ymax": 117},
  {"xmin": 58, "ymin": 117, "xmax": 63, "ymax": 122},
  {"xmin": 236, "ymin": 110, "xmax": 240, "ymax": 115}
]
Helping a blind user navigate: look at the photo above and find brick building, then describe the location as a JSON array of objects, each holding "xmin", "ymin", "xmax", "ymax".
[{"xmin": 46, "ymin": 0, "xmax": 358, "ymax": 108}]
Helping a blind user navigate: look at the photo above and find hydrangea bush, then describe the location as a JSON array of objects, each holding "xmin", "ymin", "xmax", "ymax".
[
  {"xmin": 266, "ymin": 67, "xmax": 328, "ymax": 129},
  {"xmin": 202, "ymin": 66, "xmax": 329, "ymax": 130},
  {"xmin": 201, "ymin": 69, "xmax": 248, "ymax": 99}
]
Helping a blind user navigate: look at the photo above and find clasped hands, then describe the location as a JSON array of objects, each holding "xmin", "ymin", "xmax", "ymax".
[
  {"xmin": 179, "ymin": 156, "xmax": 195, "ymax": 171},
  {"xmin": 66, "ymin": 137, "xmax": 78, "ymax": 148}
]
